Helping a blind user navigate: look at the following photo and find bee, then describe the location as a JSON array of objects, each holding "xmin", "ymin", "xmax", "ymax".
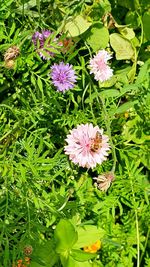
[{"xmin": 90, "ymin": 131, "xmax": 102, "ymax": 152}]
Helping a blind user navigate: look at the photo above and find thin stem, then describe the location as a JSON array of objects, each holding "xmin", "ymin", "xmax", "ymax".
[
  {"xmin": 130, "ymin": 178, "xmax": 140, "ymax": 267},
  {"xmin": 93, "ymin": 85, "xmax": 117, "ymax": 172},
  {"xmin": 26, "ymin": 197, "xmax": 31, "ymax": 235},
  {"xmin": 139, "ymin": 228, "xmax": 150, "ymax": 265}
]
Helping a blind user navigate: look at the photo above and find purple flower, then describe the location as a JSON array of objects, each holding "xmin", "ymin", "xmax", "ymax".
[
  {"xmin": 32, "ymin": 30, "xmax": 61, "ymax": 59},
  {"xmin": 50, "ymin": 62, "xmax": 77, "ymax": 92}
]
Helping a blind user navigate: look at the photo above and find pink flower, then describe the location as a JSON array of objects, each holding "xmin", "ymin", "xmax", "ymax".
[
  {"xmin": 89, "ymin": 50, "xmax": 113, "ymax": 82},
  {"xmin": 94, "ymin": 172, "xmax": 115, "ymax": 191},
  {"xmin": 64, "ymin": 123, "xmax": 110, "ymax": 169}
]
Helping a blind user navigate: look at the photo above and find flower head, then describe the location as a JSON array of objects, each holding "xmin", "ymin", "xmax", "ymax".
[
  {"xmin": 50, "ymin": 62, "xmax": 77, "ymax": 92},
  {"xmin": 89, "ymin": 49, "xmax": 113, "ymax": 82},
  {"xmin": 32, "ymin": 30, "xmax": 61, "ymax": 59},
  {"xmin": 83, "ymin": 240, "xmax": 102, "ymax": 253},
  {"xmin": 4, "ymin": 46, "xmax": 20, "ymax": 61},
  {"xmin": 94, "ymin": 172, "xmax": 114, "ymax": 192},
  {"xmin": 64, "ymin": 123, "xmax": 110, "ymax": 168}
]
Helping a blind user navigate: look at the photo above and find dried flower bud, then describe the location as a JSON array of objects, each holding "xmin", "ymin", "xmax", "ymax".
[
  {"xmin": 23, "ymin": 245, "xmax": 33, "ymax": 256},
  {"xmin": 5, "ymin": 60, "xmax": 15, "ymax": 69},
  {"xmin": 4, "ymin": 46, "xmax": 20, "ymax": 61},
  {"xmin": 94, "ymin": 172, "xmax": 115, "ymax": 192}
]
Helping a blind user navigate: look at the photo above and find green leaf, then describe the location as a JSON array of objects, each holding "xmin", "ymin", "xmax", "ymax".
[
  {"xmin": 61, "ymin": 255, "xmax": 93, "ymax": 267},
  {"xmin": 0, "ymin": 0, "xmax": 14, "ymax": 11},
  {"xmin": 120, "ymin": 84, "xmax": 138, "ymax": 94},
  {"xmin": 115, "ymin": 101, "xmax": 138, "ymax": 114},
  {"xmin": 143, "ymin": 11, "xmax": 150, "ymax": 41},
  {"xmin": 99, "ymin": 89, "xmax": 120, "ymax": 98},
  {"xmin": 122, "ymin": 115, "xmax": 150, "ymax": 144},
  {"xmin": 30, "ymin": 240, "xmax": 58, "ymax": 267},
  {"xmin": 119, "ymin": 27, "xmax": 135, "ymax": 40},
  {"xmin": 71, "ymin": 249, "xmax": 97, "ymax": 262},
  {"xmin": 85, "ymin": 23, "xmax": 109, "ymax": 51},
  {"xmin": 125, "ymin": 11, "xmax": 140, "ymax": 29},
  {"xmin": 74, "ymin": 225, "xmax": 105, "ymax": 249},
  {"xmin": 110, "ymin": 33, "xmax": 135, "ymax": 60},
  {"xmin": 54, "ymin": 219, "xmax": 78, "ymax": 253},
  {"xmin": 9, "ymin": 22, "xmax": 16, "ymax": 37},
  {"xmin": 99, "ymin": 75, "xmax": 117, "ymax": 88},
  {"xmin": 37, "ymin": 76, "xmax": 43, "ymax": 94},
  {"xmin": 135, "ymin": 59, "xmax": 150, "ymax": 84},
  {"xmin": 64, "ymin": 15, "xmax": 92, "ymax": 37},
  {"xmin": 31, "ymin": 75, "xmax": 36, "ymax": 86}
]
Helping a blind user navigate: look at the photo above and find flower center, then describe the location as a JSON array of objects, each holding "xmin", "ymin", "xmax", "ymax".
[{"xmin": 57, "ymin": 72, "xmax": 67, "ymax": 83}]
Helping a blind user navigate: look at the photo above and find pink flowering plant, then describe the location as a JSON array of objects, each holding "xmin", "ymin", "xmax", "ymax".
[
  {"xmin": 64, "ymin": 123, "xmax": 110, "ymax": 168},
  {"xmin": 0, "ymin": 1, "xmax": 150, "ymax": 267}
]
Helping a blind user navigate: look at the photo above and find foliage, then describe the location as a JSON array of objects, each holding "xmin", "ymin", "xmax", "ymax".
[{"xmin": 0, "ymin": 0, "xmax": 150, "ymax": 267}]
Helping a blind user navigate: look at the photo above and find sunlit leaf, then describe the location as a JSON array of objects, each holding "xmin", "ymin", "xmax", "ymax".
[
  {"xmin": 143, "ymin": 11, "xmax": 150, "ymax": 41},
  {"xmin": 110, "ymin": 33, "xmax": 135, "ymax": 60},
  {"xmin": 73, "ymin": 225, "xmax": 105, "ymax": 249},
  {"xmin": 64, "ymin": 15, "xmax": 92, "ymax": 37},
  {"xmin": 85, "ymin": 23, "xmax": 109, "ymax": 51},
  {"xmin": 54, "ymin": 219, "xmax": 78, "ymax": 253},
  {"xmin": 71, "ymin": 249, "xmax": 97, "ymax": 262}
]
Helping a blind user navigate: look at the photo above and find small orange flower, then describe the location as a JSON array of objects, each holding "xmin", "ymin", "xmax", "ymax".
[
  {"xmin": 14, "ymin": 257, "xmax": 31, "ymax": 267},
  {"xmin": 83, "ymin": 240, "xmax": 102, "ymax": 253}
]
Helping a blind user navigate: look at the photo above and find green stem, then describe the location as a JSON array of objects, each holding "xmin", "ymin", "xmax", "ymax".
[
  {"xmin": 139, "ymin": 228, "xmax": 150, "ymax": 265},
  {"xmin": 93, "ymin": 85, "xmax": 117, "ymax": 172},
  {"xmin": 26, "ymin": 197, "xmax": 31, "ymax": 235},
  {"xmin": 130, "ymin": 178, "xmax": 140, "ymax": 267}
]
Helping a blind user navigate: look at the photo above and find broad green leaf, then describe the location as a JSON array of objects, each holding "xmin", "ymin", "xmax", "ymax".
[
  {"xmin": 115, "ymin": 101, "xmax": 138, "ymax": 114},
  {"xmin": 99, "ymin": 89, "xmax": 120, "ymax": 98},
  {"xmin": 117, "ymin": 0, "xmax": 134, "ymax": 9},
  {"xmin": 143, "ymin": 11, "xmax": 150, "ymax": 41},
  {"xmin": 99, "ymin": 76, "xmax": 117, "ymax": 88},
  {"xmin": 125, "ymin": 11, "xmax": 140, "ymax": 29},
  {"xmin": 64, "ymin": 15, "xmax": 92, "ymax": 37},
  {"xmin": 120, "ymin": 84, "xmax": 138, "ymax": 94},
  {"xmin": 85, "ymin": 23, "xmax": 109, "ymax": 51},
  {"xmin": 71, "ymin": 249, "xmax": 97, "ymax": 262},
  {"xmin": 74, "ymin": 225, "xmax": 105, "ymax": 249},
  {"xmin": 119, "ymin": 27, "xmax": 135, "ymax": 40},
  {"xmin": 135, "ymin": 59, "xmax": 150, "ymax": 84},
  {"xmin": 122, "ymin": 115, "xmax": 150, "ymax": 144},
  {"xmin": 61, "ymin": 255, "xmax": 92, "ymax": 267},
  {"xmin": 110, "ymin": 33, "xmax": 134, "ymax": 60},
  {"xmin": 54, "ymin": 219, "xmax": 78, "ymax": 253},
  {"xmin": 114, "ymin": 22, "xmax": 135, "ymax": 40},
  {"xmin": 30, "ymin": 240, "xmax": 58, "ymax": 267}
]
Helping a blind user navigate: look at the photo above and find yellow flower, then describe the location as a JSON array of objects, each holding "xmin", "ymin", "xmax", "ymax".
[{"xmin": 83, "ymin": 240, "xmax": 102, "ymax": 253}]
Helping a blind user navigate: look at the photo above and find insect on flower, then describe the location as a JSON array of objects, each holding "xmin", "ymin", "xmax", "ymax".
[
  {"xmin": 64, "ymin": 123, "xmax": 110, "ymax": 169},
  {"xmin": 90, "ymin": 131, "xmax": 102, "ymax": 152}
]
